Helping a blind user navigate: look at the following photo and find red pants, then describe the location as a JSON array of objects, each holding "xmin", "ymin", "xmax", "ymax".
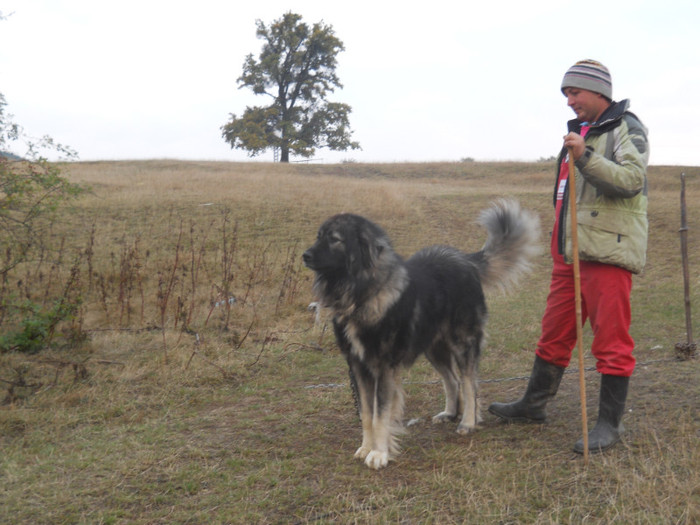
[{"xmin": 536, "ymin": 260, "xmax": 635, "ymax": 377}]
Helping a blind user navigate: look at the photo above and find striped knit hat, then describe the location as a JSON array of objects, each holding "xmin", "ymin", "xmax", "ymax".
[{"xmin": 561, "ymin": 59, "xmax": 612, "ymax": 100}]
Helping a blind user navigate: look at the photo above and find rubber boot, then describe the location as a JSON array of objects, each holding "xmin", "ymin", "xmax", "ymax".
[
  {"xmin": 574, "ymin": 374, "xmax": 629, "ymax": 454},
  {"xmin": 488, "ymin": 355, "xmax": 565, "ymax": 422}
]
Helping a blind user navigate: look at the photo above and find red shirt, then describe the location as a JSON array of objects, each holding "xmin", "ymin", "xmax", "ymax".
[{"xmin": 551, "ymin": 126, "xmax": 590, "ymax": 262}]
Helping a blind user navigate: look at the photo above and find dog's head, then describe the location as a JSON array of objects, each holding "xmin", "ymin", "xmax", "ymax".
[
  {"xmin": 303, "ymin": 213, "xmax": 391, "ymax": 279},
  {"xmin": 304, "ymin": 214, "xmax": 407, "ymax": 318}
]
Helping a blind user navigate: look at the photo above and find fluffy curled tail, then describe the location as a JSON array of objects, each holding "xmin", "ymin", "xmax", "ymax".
[{"xmin": 477, "ymin": 199, "xmax": 541, "ymax": 293}]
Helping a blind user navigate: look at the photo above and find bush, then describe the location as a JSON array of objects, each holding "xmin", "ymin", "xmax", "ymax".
[
  {"xmin": 0, "ymin": 93, "xmax": 85, "ymax": 355},
  {"xmin": 1, "ymin": 94, "xmax": 83, "ymax": 275},
  {"xmin": 0, "ymin": 298, "xmax": 82, "ymax": 354}
]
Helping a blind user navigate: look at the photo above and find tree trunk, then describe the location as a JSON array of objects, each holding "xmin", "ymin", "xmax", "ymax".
[{"xmin": 280, "ymin": 146, "xmax": 290, "ymax": 163}]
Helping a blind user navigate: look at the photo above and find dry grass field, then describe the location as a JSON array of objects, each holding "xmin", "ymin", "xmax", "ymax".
[{"xmin": 1, "ymin": 159, "xmax": 699, "ymax": 524}]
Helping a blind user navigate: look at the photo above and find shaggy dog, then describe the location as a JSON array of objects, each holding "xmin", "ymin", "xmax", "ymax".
[{"xmin": 302, "ymin": 200, "xmax": 540, "ymax": 469}]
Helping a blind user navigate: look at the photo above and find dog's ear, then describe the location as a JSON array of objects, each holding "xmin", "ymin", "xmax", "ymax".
[
  {"xmin": 358, "ymin": 232, "xmax": 373, "ymax": 270},
  {"xmin": 357, "ymin": 227, "xmax": 385, "ymax": 270},
  {"xmin": 345, "ymin": 226, "xmax": 370, "ymax": 274}
]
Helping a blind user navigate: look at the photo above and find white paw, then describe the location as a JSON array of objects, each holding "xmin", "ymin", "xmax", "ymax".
[
  {"xmin": 456, "ymin": 423, "xmax": 475, "ymax": 435},
  {"xmin": 432, "ymin": 411, "xmax": 456, "ymax": 424},
  {"xmin": 354, "ymin": 446, "xmax": 371, "ymax": 460},
  {"xmin": 364, "ymin": 450, "xmax": 389, "ymax": 470}
]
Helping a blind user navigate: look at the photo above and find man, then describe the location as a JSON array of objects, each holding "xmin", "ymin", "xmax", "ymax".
[{"xmin": 489, "ymin": 60, "xmax": 649, "ymax": 454}]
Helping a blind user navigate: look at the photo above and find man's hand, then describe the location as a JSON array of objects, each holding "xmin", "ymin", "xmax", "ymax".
[{"xmin": 563, "ymin": 132, "xmax": 586, "ymax": 161}]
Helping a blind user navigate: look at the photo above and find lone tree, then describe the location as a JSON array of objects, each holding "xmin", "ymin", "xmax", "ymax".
[{"xmin": 221, "ymin": 12, "xmax": 360, "ymax": 162}]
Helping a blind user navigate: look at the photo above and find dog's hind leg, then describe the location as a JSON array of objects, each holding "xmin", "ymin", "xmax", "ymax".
[
  {"xmin": 456, "ymin": 342, "xmax": 482, "ymax": 435},
  {"xmin": 427, "ymin": 348, "xmax": 460, "ymax": 424},
  {"xmin": 456, "ymin": 369, "xmax": 480, "ymax": 435}
]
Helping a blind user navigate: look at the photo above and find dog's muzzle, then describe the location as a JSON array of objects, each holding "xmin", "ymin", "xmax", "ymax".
[{"xmin": 302, "ymin": 249, "xmax": 315, "ymax": 269}]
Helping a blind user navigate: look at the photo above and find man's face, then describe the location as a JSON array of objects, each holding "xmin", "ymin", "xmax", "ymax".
[{"xmin": 563, "ymin": 87, "xmax": 609, "ymax": 123}]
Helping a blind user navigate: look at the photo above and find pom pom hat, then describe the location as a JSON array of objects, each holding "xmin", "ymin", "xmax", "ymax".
[{"xmin": 561, "ymin": 59, "xmax": 612, "ymax": 100}]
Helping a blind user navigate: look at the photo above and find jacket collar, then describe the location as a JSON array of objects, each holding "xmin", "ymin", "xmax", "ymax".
[{"xmin": 567, "ymin": 99, "xmax": 630, "ymax": 134}]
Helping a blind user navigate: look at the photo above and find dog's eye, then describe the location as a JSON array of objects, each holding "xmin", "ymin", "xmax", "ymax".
[{"xmin": 329, "ymin": 234, "xmax": 343, "ymax": 245}]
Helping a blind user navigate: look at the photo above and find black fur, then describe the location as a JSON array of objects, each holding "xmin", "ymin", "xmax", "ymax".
[{"xmin": 303, "ymin": 199, "xmax": 540, "ymax": 469}]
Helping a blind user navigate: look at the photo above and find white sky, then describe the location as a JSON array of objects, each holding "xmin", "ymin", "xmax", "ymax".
[{"xmin": 1, "ymin": 0, "xmax": 699, "ymax": 165}]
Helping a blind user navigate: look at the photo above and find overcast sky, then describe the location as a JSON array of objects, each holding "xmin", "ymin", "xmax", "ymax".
[{"xmin": 1, "ymin": 0, "xmax": 699, "ymax": 165}]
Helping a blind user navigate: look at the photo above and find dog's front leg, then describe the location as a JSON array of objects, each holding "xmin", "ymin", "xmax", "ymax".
[
  {"xmin": 348, "ymin": 359, "xmax": 374, "ymax": 461},
  {"xmin": 364, "ymin": 398, "xmax": 390, "ymax": 470},
  {"xmin": 364, "ymin": 368, "xmax": 404, "ymax": 470},
  {"xmin": 355, "ymin": 406, "xmax": 374, "ymax": 462}
]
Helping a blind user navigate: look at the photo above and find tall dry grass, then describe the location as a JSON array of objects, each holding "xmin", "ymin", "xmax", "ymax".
[{"xmin": 0, "ymin": 160, "xmax": 698, "ymax": 524}]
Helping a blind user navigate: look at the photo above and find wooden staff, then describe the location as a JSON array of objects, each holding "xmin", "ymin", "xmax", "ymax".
[{"xmin": 568, "ymin": 148, "xmax": 589, "ymax": 464}]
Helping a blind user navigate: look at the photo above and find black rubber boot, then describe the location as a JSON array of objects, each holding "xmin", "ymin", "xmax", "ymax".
[
  {"xmin": 488, "ymin": 355, "xmax": 565, "ymax": 423},
  {"xmin": 574, "ymin": 374, "xmax": 629, "ymax": 454}
]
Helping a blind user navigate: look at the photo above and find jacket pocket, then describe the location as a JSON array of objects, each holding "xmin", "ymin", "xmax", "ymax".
[{"xmin": 573, "ymin": 207, "xmax": 647, "ymax": 273}]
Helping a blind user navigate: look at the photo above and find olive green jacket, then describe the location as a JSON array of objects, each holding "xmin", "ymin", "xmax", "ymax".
[{"xmin": 555, "ymin": 99, "xmax": 649, "ymax": 274}]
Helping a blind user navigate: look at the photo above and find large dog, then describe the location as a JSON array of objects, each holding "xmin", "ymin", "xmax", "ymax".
[{"xmin": 302, "ymin": 200, "xmax": 540, "ymax": 469}]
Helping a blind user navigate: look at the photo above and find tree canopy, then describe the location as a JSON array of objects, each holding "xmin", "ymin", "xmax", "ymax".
[{"xmin": 221, "ymin": 12, "xmax": 360, "ymax": 162}]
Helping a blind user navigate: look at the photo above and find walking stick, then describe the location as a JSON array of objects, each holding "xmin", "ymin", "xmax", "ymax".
[{"xmin": 568, "ymin": 148, "xmax": 589, "ymax": 464}]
